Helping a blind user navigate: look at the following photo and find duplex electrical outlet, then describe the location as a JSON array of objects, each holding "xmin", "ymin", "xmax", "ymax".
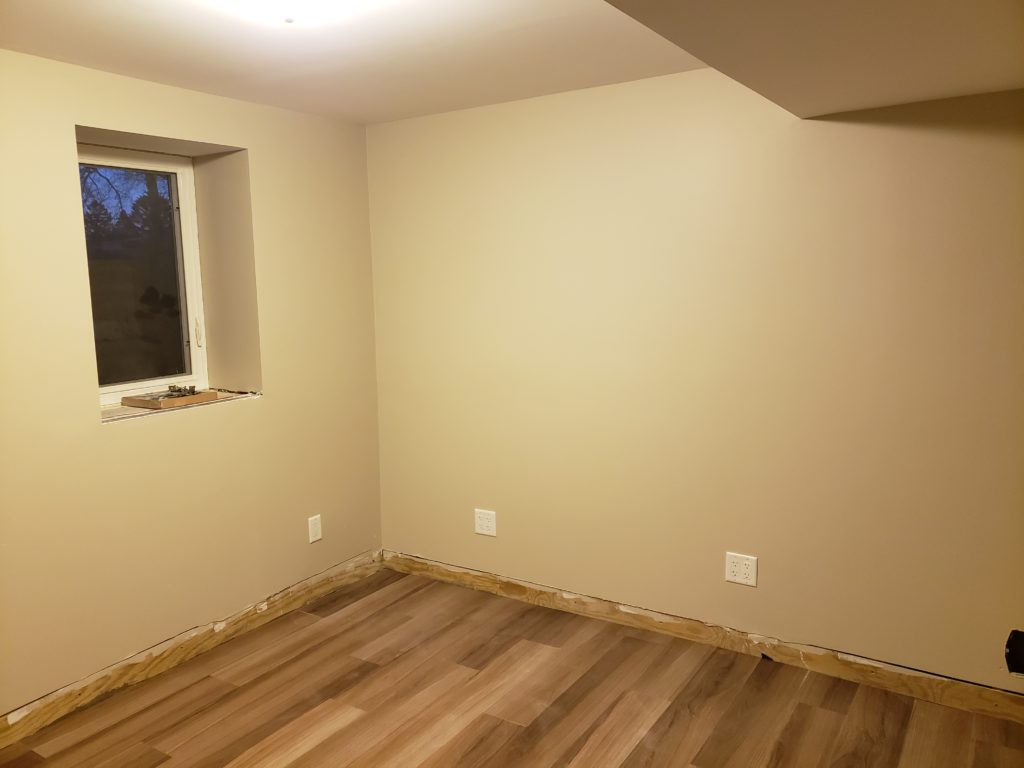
[
  {"xmin": 474, "ymin": 508, "xmax": 497, "ymax": 537},
  {"xmin": 725, "ymin": 552, "xmax": 757, "ymax": 586},
  {"xmin": 308, "ymin": 514, "xmax": 322, "ymax": 543}
]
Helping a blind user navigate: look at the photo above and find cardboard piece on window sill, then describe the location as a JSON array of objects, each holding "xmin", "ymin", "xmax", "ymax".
[{"xmin": 121, "ymin": 389, "xmax": 219, "ymax": 410}]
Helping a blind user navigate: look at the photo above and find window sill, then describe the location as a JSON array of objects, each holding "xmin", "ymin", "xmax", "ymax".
[{"xmin": 100, "ymin": 390, "xmax": 260, "ymax": 424}]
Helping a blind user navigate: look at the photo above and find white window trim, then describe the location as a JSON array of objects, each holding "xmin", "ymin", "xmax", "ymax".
[{"xmin": 78, "ymin": 145, "xmax": 209, "ymax": 407}]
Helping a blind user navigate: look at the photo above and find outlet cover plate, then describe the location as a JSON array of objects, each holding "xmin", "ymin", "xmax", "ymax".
[
  {"xmin": 725, "ymin": 551, "xmax": 757, "ymax": 586},
  {"xmin": 474, "ymin": 508, "xmax": 497, "ymax": 537},
  {"xmin": 308, "ymin": 514, "xmax": 322, "ymax": 543}
]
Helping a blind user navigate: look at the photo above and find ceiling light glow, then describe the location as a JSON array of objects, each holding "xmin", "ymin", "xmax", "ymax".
[{"xmin": 197, "ymin": 0, "xmax": 398, "ymax": 27}]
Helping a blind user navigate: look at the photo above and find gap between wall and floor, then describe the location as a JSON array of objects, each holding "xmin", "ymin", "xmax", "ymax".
[{"xmin": 2, "ymin": 548, "xmax": 1023, "ymax": 750}]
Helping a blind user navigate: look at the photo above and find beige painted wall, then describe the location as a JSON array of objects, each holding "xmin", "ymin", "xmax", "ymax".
[
  {"xmin": 0, "ymin": 50, "xmax": 381, "ymax": 714},
  {"xmin": 2, "ymin": 47, "xmax": 1021, "ymax": 716},
  {"xmin": 368, "ymin": 70, "xmax": 1024, "ymax": 692}
]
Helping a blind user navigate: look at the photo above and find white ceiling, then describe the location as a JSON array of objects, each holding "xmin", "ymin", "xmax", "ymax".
[{"xmin": 0, "ymin": 0, "xmax": 704, "ymax": 124}]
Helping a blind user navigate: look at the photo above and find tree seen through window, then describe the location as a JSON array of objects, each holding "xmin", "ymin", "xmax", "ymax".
[{"xmin": 79, "ymin": 164, "xmax": 191, "ymax": 386}]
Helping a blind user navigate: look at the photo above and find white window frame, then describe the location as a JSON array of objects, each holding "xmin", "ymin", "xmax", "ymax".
[{"xmin": 78, "ymin": 145, "xmax": 209, "ymax": 407}]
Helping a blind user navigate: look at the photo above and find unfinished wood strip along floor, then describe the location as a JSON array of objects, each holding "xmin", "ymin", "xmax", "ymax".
[{"xmin": 4, "ymin": 570, "xmax": 1022, "ymax": 768}]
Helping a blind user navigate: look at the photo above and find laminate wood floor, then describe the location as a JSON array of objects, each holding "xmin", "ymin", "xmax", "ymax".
[{"xmin": 3, "ymin": 570, "xmax": 1022, "ymax": 767}]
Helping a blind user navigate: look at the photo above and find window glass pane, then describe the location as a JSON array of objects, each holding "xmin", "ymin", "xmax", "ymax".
[{"xmin": 79, "ymin": 163, "xmax": 191, "ymax": 386}]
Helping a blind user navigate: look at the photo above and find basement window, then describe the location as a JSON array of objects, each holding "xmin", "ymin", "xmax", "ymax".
[{"xmin": 78, "ymin": 146, "xmax": 208, "ymax": 406}]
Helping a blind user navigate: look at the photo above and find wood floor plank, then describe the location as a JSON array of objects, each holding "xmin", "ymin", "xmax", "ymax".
[
  {"xmin": 455, "ymin": 602, "xmax": 554, "ymax": 670},
  {"xmin": 824, "ymin": 684, "xmax": 913, "ymax": 768},
  {"xmin": 763, "ymin": 703, "xmax": 844, "ymax": 768},
  {"xmin": 350, "ymin": 583, "xmax": 495, "ymax": 665},
  {"xmin": 478, "ymin": 636, "xmax": 667, "ymax": 768},
  {"xmin": 973, "ymin": 712, "xmax": 1024, "ymax": 750},
  {"xmin": 345, "ymin": 639, "xmax": 561, "ymax": 768},
  {"xmin": 337, "ymin": 596, "xmax": 530, "ymax": 713},
  {"xmin": 895, "ymin": 700, "xmax": 974, "ymax": 768},
  {"xmin": 0, "ymin": 743, "xmax": 43, "ymax": 767},
  {"xmin": 17, "ymin": 571, "xmax": 1015, "ymax": 768},
  {"xmin": 628, "ymin": 638, "xmax": 716, "ymax": 702},
  {"xmin": 521, "ymin": 608, "xmax": 593, "ymax": 647},
  {"xmin": 337, "ymin": 650, "xmax": 480, "ymax": 714},
  {"xmin": 284, "ymin": 664, "xmax": 478, "ymax": 767},
  {"xmin": 25, "ymin": 610, "xmax": 318, "ymax": 755},
  {"xmin": 148, "ymin": 634, "xmax": 382, "ymax": 754},
  {"xmin": 690, "ymin": 659, "xmax": 808, "ymax": 768},
  {"xmin": 971, "ymin": 741, "xmax": 1024, "ymax": 768},
  {"xmin": 566, "ymin": 691, "xmax": 672, "ymax": 768},
  {"xmin": 485, "ymin": 619, "xmax": 620, "ymax": 727},
  {"xmin": 221, "ymin": 699, "xmax": 363, "ymax": 768},
  {"xmin": 798, "ymin": 672, "xmax": 859, "ymax": 715},
  {"xmin": 1, "ymin": 758, "xmax": 43, "ymax": 768},
  {"xmin": 37, "ymin": 676, "xmax": 237, "ymax": 767},
  {"xmin": 302, "ymin": 569, "xmax": 407, "ymax": 617},
  {"xmin": 620, "ymin": 648, "xmax": 760, "ymax": 768},
  {"xmin": 417, "ymin": 715, "xmax": 522, "ymax": 768},
  {"xmin": 212, "ymin": 579, "xmax": 421, "ymax": 685},
  {"xmin": 90, "ymin": 742, "xmax": 170, "ymax": 768},
  {"xmin": 154, "ymin": 661, "xmax": 376, "ymax": 768}
]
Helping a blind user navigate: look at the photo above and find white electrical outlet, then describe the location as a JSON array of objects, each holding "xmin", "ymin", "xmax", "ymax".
[
  {"xmin": 308, "ymin": 514, "xmax": 322, "ymax": 543},
  {"xmin": 474, "ymin": 508, "xmax": 497, "ymax": 537},
  {"xmin": 725, "ymin": 552, "xmax": 757, "ymax": 586}
]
